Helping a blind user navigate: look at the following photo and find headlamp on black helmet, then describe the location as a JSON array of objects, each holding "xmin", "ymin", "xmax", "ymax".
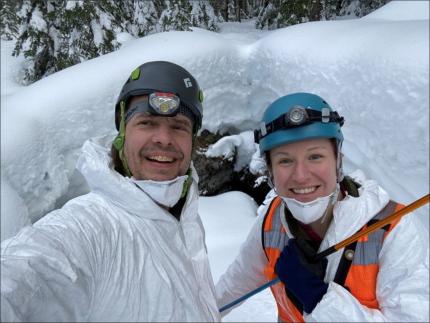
[
  {"xmin": 124, "ymin": 92, "xmax": 196, "ymax": 127},
  {"xmin": 114, "ymin": 61, "xmax": 204, "ymax": 134}
]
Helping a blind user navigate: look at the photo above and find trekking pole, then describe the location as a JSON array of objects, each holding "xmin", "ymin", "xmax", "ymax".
[{"xmin": 219, "ymin": 193, "xmax": 429, "ymax": 313}]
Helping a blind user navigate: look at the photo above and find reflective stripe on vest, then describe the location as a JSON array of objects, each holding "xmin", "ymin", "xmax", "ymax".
[
  {"xmin": 262, "ymin": 197, "xmax": 403, "ymax": 322},
  {"xmin": 343, "ymin": 201, "xmax": 403, "ymax": 308}
]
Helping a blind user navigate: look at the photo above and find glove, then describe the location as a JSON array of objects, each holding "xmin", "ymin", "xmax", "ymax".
[{"xmin": 274, "ymin": 238, "xmax": 328, "ymax": 313}]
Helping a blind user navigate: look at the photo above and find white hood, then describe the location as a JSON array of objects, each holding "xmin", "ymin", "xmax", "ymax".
[{"xmin": 77, "ymin": 134, "xmax": 200, "ymax": 222}]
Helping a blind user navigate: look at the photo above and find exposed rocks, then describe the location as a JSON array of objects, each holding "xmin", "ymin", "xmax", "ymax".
[{"xmin": 193, "ymin": 129, "xmax": 271, "ymax": 205}]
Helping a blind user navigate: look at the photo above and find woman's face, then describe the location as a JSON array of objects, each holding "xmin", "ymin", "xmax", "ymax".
[{"xmin": 269, "ymin": 138, "xmax": 338, "ymax": 203}]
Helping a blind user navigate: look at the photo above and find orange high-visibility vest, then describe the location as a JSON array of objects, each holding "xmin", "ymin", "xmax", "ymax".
[{"xmin": 262, "ymin": 197, "xmax": 404, "ymax": 322}]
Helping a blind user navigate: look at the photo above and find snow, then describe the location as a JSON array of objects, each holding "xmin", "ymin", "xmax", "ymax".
[
  {"xmin": 29, "ymin": 6, "xmax": 47, "ymax": 33},
  {"xmin": 362, "ymin": 1, "xmax": 429, "ymax": 21},
  {"xmin": 199, "ymin": 191, "xmax": 277, "ymax": 321},
  {"xmin": 1, "ymin": 1, "xmax": 429, "ymax": 321},
  {"xmin": 1, "ymin": 178, "xmax": 31, "ymax": 241},
  {"xmin": 205, "ymin": 131, "xmax": 256, "ymax": 171},
  {"xmin": 65, "ymin": 1, "xmax": 83, "ymax": 10}
]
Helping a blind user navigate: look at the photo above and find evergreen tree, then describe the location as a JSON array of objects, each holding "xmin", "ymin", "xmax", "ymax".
[
  {"xmin": 255, "ymin": 1, "xmax": 278, "ymax": 30},
  {"xmin": 8, "ymin": 0, "xmax": 388, "ymax": 85},
  {"xmin": 256, "ymin": 0, "xmax": 321, "ymax": 29},
  {"xmin": 13, "ymin": 0, "xmax": 58, "ymax": 83},
  {"xmin": 130, "ymin": 1, "xmax": 158, "ymax": 36},
  {"xmin": 339, "ymin": 0, "xmax": 390, "ymax": 18},
  {"xmin": 158, "ymin": 0, "xmax": 192, "ymax": 32},
  {"xmin": 13, "ymin": 0, "xmax": 123, "ymax": 83},
  {"xmin": 10, "ymin": 0, "xmax": 222, "ymax": 84},
  {"xmin": 191, "ymin": 1, "xmax": 219, "ymax": 32},
  {"xmin": 57, "ymin": 0, "xmax": 120, "ymax": 67},
  {"xmin": 0, "ymin": 0, "xmax": 21, "ymax": 40},
  {"xmin": 275, "ymin": 0, "xmax": 319, "ymax": 27},
  {"xmin": 320, "ymin": 0, "xmax": 343, "ymax": 20},
  {"xmin": 256, "ymin": 0, "xmax": 390, "ymax": 29}
]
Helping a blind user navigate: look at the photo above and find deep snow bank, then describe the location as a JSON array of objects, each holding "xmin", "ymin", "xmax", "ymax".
[{"xmin": 1, "ymin": 1, "xmax": 428, "ymax": 234}]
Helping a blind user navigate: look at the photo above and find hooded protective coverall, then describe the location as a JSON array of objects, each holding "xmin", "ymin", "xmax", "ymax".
[
  {"xmin": 216, "ymin": 170, "xmax": 429, "ymax": 322},
  {"xmin": 1, "ymin": 135, "xmax": 221, "ymax": 322}
]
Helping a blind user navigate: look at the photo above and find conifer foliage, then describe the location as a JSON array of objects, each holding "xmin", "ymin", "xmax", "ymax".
[
  {"xmin": 255, "ymin": 0, "xmax": 390, "ymax": 30},
  {"xmin": 3, "ymin": 0, "xmax": 220, "ymax": 84},
  {"xmin": 1, "ymin": 0, "xmax": 390, "ymax": 84},
  {"xmin": 0, "ymin": 0, "xmax": 20, "ymax": 40}
]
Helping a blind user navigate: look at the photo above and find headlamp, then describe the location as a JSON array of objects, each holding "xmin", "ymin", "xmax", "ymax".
[
  {"xmin": 288, "ymin": 106, "xmax": 309, "ymax": 125},
  {"xmin": 124, "ymin": 92, "xmax": 182, "ymax": 124},
  {"xmin": 149, "ymin": 92, "xmax": 180, "ymax": 115},
  {"xmin": 254, "ymin": 106, "xmax": 344, "ymax": 143}
]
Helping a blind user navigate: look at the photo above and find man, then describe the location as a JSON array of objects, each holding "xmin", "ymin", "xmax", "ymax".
[{"xmin": 1, "ymin": 61, "xmax": 221, "ymax": 322}]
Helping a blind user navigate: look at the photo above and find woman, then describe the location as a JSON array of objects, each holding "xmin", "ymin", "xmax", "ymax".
[{"xmin": 216, "ymin": 93, "xmax": 429, "ymax": 322}]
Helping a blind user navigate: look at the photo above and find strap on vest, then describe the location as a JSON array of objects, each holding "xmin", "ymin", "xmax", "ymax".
[
  {"xmin": 333, "ymin": 181, "xmax": 396, "ymax": 288},
  {"xmin": 333, "ymin": 176, "xmax": 361, "ymax": 287},
  {"xmin": 333, "ymin": 241, "xmax": 357, "ymax": 288}
]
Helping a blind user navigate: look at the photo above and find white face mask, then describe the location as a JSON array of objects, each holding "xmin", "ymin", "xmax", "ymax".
[
  {"xmin": 280, "ymin": 185, "xmax": 340, "ymax": 224},
  {"xmin": 132, "ymin": 175, "xmax": 188, "ymax": 208}
]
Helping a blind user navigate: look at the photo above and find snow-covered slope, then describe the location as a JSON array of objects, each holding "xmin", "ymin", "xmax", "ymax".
[
  {"xmin": 1, "ymin": 0, "xmax": 428, "ymax": 238},
  {"xmin": 1, "ymin": 1, "xmax": 429, "ymax": 321}
]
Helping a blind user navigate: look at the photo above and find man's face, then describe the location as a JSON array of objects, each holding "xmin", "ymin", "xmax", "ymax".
[{"xmin": 124, "ymin": 96, "xmax": 193, "ymax": 181}]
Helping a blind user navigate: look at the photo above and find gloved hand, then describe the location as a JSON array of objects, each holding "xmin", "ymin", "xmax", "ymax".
[{"xmin": 274, "ymin": 238, "xmax": 328, "ymax": 314}]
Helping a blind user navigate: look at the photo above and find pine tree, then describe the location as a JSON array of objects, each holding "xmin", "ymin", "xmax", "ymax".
[
  {"xmin": 276, "ymin": 0, "xmax": 315, "ymax": 27},
  {"xmin": 255, "ymin": 0, "xmax": 389, "ymax": 29},
  {"xmin": 340, "ymin": 0, "xmax": 390, "ymax": 18},
  {"xmin": 255, "ymin": 1, "xmax": 278, "ymax": 30},
  {"xmin": 12, "ymin": 0, "xmax": 58, "ymax": 83},
  {"xmin": 57, "ymin": 0, "xmax": 120, "ymax": 68},
  {"xmin": 158, "ymin": 0, "xmax": 192, "ymax": 32},
  {"xmin": 191, "ymin": 1, "xmax": 219, "ymax": 32},
  {"xmin": 257, "ymin": 0, "xmax": 323, "ymax": 29},
  {"xmin": 1, "ymin": 0, "xmax": 21, "ymax": 40},
  {"xmin": 12, "ymin": 0, "xmax": 123, "ymax": 83},
  {"xmin": 320, "ymin": 0, "xmax": 343, "ymax": 20},
  {"xmin": 130, "ymin": 1, "xmax": 158, "ymax": 36}
]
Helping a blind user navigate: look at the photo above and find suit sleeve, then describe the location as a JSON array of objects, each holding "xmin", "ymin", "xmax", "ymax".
[{"xmin": 1, "ymin": 209, "xmax": 95, "ymax": 322}]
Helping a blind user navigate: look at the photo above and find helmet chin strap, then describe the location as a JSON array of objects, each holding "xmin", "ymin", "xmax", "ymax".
[
  {"xmin": 320, "ymin": 184, "xmax": 340, "ymax": 224},
  {"xmin": 180, "ymin": 168, "xmax": 193, "ymax": 199}
]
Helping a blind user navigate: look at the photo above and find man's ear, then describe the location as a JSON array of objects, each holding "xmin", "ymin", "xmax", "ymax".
[{"xmin": 113, "ymin": 133, "xmax": 125, "ymax": 150}]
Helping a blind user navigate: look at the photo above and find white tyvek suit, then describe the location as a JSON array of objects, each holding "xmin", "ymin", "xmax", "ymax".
[
  {"xmin": 1, "ymin": 135, "xmax": 221, "ymax": 322},
  {"xmin": 216, "ymin": 170, "xmax": 429, "ymax": 322}
]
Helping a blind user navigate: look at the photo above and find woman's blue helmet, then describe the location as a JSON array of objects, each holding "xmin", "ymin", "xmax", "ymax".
[{"xmin": 255, "ymin": 92, "xmax": 344, "ymax": 154}]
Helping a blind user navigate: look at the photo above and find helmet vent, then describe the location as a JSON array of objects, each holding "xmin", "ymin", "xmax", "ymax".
[{"xmin": 131, "ymin": 67, "xmax": 140, "ymax": 80}]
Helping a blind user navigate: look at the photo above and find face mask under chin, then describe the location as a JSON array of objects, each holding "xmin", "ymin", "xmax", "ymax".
[
  {"xmin": 279, "ymin": 185, "xmax": 340, "ymax": 224},
  {"xmin": 131, "ymin": 175, "xmax": 188, "ymax": 208}
]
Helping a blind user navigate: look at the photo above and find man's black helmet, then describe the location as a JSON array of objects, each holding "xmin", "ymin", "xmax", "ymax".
[{"xmin": 115, "ymin": 61, "xmax": 204, "ymax": 133}]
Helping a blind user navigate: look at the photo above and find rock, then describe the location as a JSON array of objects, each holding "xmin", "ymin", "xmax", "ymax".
[{"xmin": 193, "ymin": 129, "xmax": 270, "ymax": 205}]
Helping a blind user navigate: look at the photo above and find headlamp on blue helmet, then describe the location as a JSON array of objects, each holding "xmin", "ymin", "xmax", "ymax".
[
  {"xmin": 255, "ymin": 93, "xmax": 345, "ymax": 154},
  {"xmin": 254, "ymin": 105, "xmax": 344, "ymax": 144}
]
